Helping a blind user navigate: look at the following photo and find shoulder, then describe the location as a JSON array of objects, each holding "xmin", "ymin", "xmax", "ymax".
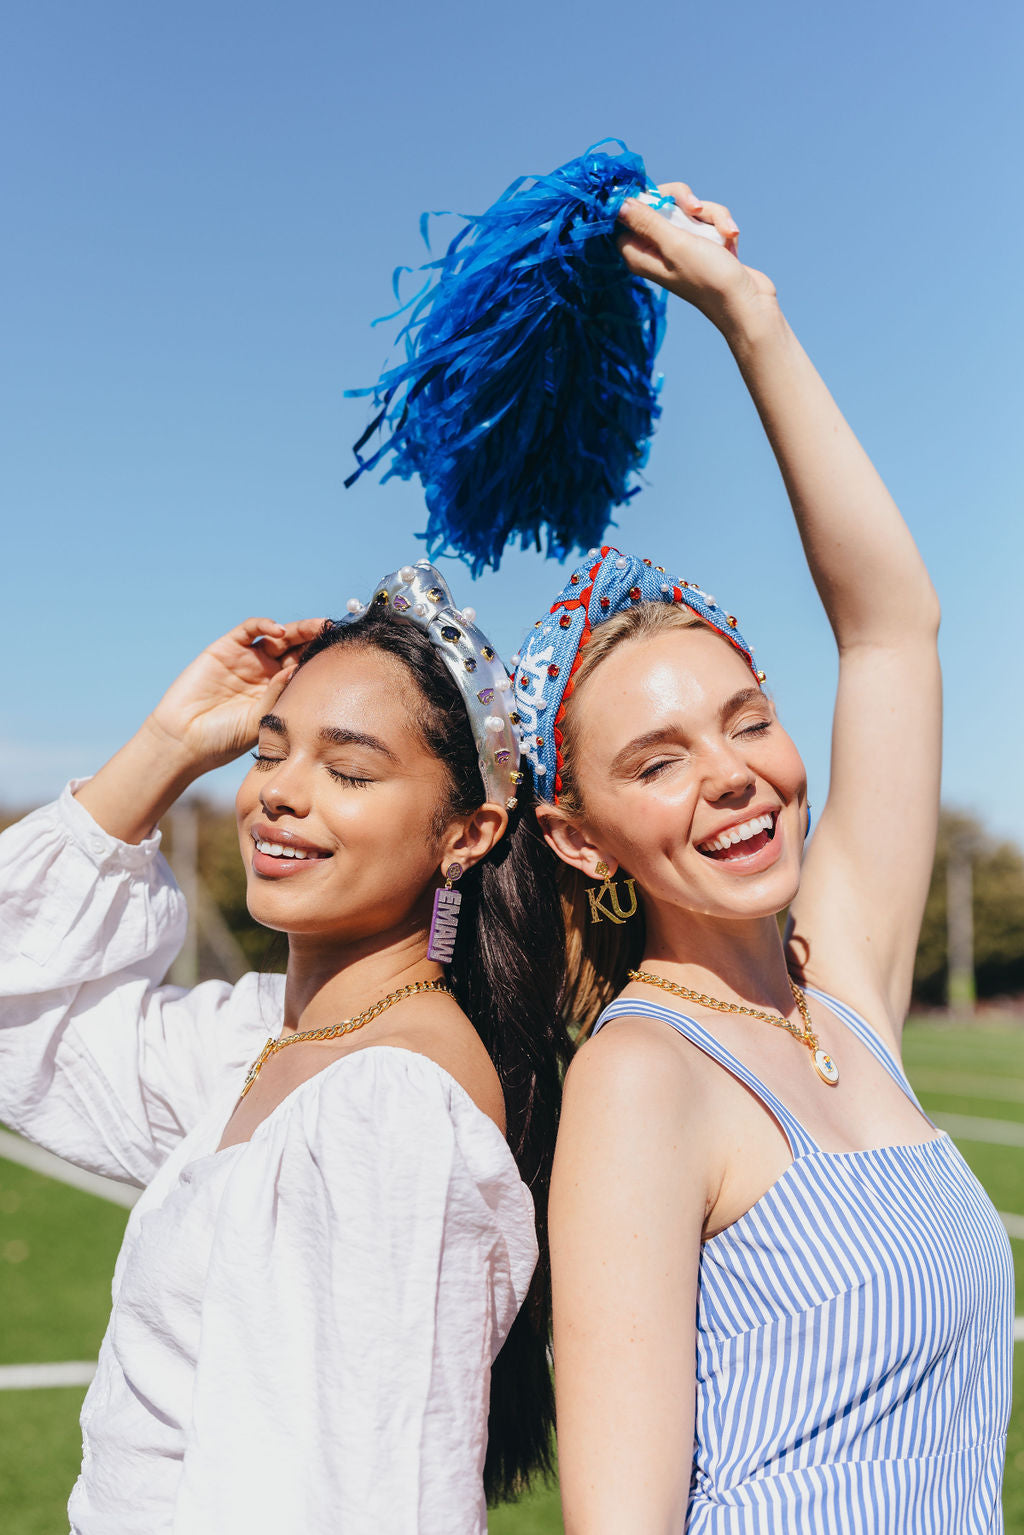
[
  {"xmin": 557, "ymin": 1012, "xmax": 719, "ymax": 1195},
  {"xmin": 219, "ymin": 1047, "xmax": 538, "ymax": 1314},
  {"xmin": 279, "ymin": 1046, "xmax": 536, "ymax": 1286},
  {"xmin": 569, "ymin": 1008, "xmax": 714, "ymax": 1108},
  {"xmin": 302, "ymin": 1042, "xmax": 510, "ymax": 1177},
  {"xmin": 551, "ymin": 1016, "xmax": 714, "ymax": 1262},
  {"xmin": 370, "ymin": 995, "xmax": 506, "ymax": 1134}
]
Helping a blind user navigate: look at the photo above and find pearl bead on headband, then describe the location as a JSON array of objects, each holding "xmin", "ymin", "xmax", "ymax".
[
  {"xmin": 513, "ymin": 545, "xmax": 763, "ymax": 802},
  {"xmin": 342, "ymin": 561, "xmax": 524, "ymax": 811}
]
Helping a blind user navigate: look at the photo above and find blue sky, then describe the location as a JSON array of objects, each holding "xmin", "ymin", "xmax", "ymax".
[{"xmin": 2, "ymin": 1, "xmax": 1021, "ymax": 842}]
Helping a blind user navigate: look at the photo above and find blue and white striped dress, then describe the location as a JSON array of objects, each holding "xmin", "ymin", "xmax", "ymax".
[{"xmin": 593, "ymin": 987, "xmax": 1014, "ymax": 1532}]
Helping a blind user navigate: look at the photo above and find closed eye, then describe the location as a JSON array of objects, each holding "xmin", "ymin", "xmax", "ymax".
[
  {"xmin": 638, "ymin": 759, "xmax": 674, "ymax": 781},
  {"xmin": 739, "ymin": 721, "xmax": 771, "ymax": 738},
  {"xmin": 325, "ymin": 768, "xmax": 372, "ymax": 788},
  {"xmin": 251, "ymin": 752, "xmax": 372, "ymax": 788}
]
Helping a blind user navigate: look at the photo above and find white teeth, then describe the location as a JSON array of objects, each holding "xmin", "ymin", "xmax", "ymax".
[
  {"xmin": 255, "ymin": 839, "xmax": 319, "ymax": 861},
  {"xmin": 698, "ymin": 813, "xmax": 775, "ymax": 854}
]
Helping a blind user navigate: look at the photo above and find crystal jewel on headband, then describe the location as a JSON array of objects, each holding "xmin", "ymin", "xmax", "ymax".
[
  {"xmin": 342, "ymin": 562, "xmax": 522, "ymax": 810},
  {"xmin": 345, "ymin": 140, "xmax": 668, "ymax": 574}
]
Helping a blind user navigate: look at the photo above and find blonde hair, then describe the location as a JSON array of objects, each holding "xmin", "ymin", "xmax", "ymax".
[{"xmin": 556, "ymin": 603, "xmax": 707, "ymax": 1036}]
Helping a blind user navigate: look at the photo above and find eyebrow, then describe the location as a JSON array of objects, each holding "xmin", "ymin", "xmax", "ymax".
[
  {"xmin": 257, "ymin": 714, "xmax": 397, "ymax": 760},
  {"xmin": 721, "ymin": 687, "xmax": 767, "ymax": 718},
  {"xmin": 608, "ymin": 689, "xmax": 770, "ymax": 775}
]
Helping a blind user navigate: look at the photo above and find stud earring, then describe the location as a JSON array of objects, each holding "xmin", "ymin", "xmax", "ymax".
[
  {"xmin": 428, "ymin": 862, "xmax": 464, "ymax": 964},
  {"xmin": 587, "ymin": 861, "xmax": 639, "ymax": 926}
]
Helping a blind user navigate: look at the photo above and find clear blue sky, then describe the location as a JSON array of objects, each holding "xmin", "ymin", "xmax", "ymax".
[{"xmin": 3, "ymin": 1, "xmax": 1021, "ymax": 841}]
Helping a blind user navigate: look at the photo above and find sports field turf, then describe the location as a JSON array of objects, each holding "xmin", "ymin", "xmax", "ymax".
[{"xmin": 1, "ymin": 1020, "xmax": 1021, "ymax": 1533}]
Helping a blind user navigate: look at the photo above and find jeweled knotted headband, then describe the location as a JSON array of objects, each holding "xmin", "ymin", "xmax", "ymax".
[
  {"xmin": 342, "ymin": 561, "xmax": 523, "ymax": 811},
  {"xmin": 512, "ymin": 545, "xmax": 763, "ymax": 802}
]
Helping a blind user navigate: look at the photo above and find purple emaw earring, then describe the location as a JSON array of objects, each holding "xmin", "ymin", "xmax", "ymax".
[{"xmin": 428, "ymin": 863, "xmax": 464, "ymax": 964}]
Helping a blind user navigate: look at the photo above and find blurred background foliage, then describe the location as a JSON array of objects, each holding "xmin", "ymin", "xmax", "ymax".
[{"xmin": 914, "ymin": 810, "xmax": 1024, "ymax": 1004}]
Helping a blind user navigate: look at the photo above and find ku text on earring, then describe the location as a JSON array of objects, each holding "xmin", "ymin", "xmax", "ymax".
[{"xmin": 587, "ymin": 861, "xmax": 639, "ymax": 926}]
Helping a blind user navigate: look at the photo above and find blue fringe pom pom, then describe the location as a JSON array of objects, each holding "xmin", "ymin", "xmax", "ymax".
[{"xmin": 346, "ymin": 140, "xmax": 667, "ymax": 574}]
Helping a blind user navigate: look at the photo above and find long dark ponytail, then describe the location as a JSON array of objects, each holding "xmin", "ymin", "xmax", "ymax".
[{"xmin": 299, "ymin": 609, "xmax": 569, "ymax": 1503}]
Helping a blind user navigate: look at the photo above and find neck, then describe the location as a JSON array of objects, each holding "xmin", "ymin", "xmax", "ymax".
[
  {"xmin": 640, "ymin": 902, "xmax": 795, "ymax": 1016},
  {"xmin": 282, "ymin": 926, "xmax": 445, "ymax": 1034}
]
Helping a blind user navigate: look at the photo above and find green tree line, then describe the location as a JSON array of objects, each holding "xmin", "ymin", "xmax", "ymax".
[{"xmin": 914, "ymin": 809, "xmax": 1024, "ymax": 1004}]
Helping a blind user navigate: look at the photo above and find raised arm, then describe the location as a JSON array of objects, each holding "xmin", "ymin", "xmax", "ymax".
[
  {"xmin": 618, "ymin": 190, "xmax": 941, "ymax": 1033},
  {"xmin": 77, "ymin": 615, "xmax": 324, "ymax": 842},
  {"xmin": 0, "ymin": 616, "xmax": 322, "ymax": 1177}
]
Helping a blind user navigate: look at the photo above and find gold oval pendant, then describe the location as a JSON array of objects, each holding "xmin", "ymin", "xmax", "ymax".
[{"xmin": 813, "ymin": 1048, "xmax": 840, "ymax": 1086}]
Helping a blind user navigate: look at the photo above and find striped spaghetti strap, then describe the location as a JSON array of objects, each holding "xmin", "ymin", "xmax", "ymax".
[
  {"xmin": 594, "ymin": 997, "xmax": 820, "ymax": 1159},
  {"xmin": 805, "ymin": 986, "xmax": 935, "ymax": 1121}
]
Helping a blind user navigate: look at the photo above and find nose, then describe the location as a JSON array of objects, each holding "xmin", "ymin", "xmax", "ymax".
[
  {"xmin": 258, "ymin": 760, "xmax": 311, "ymax": 818},
  {"xmin": 701, "ymin": 740, "xmax": 756, "ymax": 805}
]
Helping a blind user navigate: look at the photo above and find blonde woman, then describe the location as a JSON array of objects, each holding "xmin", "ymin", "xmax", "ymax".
[{"xmin": 511, "ymin": 185, "xmax": 1012, "ymax": 1531}]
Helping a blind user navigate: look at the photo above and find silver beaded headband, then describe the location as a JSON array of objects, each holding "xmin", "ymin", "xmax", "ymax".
[{"xmin": 342, "ymin": 561, "xmax": 523, "ymax": 811}]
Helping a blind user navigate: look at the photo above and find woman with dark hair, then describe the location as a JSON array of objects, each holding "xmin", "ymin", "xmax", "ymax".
[
  {"xmin": 512, "ymin": 186, "xmax": 1013, "ymax": 1530},
  {"xmin": 0, "ymin": 561, "xmax": 568, "ymax": 1534}
]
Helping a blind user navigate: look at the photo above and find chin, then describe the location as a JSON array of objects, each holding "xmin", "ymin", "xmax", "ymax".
[
  {"xmin": 690, "ymin": 844, "xmax": 803, "ymax": 920},
  {"xmin": 241, "ymin": 869, "xmax": 329, "ymax": 934},
  {"xmin": 724, "ymin": 871, "xmax": 801, "ymax": 921}
]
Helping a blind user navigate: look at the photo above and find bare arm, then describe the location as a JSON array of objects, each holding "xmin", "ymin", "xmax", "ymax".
[
  {"xmin": 619, "ymin": 191, "xmax": 941, "ymax": 1032},
  {"xmin": 550, "ymin": 1022, "xmax": 708, "ymax": 1534},
  {"xmin": 76, "ymin": 617, "xmax": 323, "ymax": 843}
]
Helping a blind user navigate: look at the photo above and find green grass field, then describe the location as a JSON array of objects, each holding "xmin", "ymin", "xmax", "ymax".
[{"xmin": 1, "ymin": 1020, "xmax": 1021, "ymax": 1533}]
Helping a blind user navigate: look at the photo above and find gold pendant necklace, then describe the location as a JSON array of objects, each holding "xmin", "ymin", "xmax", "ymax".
[
  {"xmin": 627, "ymin": 968, "xmax": 839, "ymax": 1086},
  {"xmin": 239, "ymin": 979, "xmax": 453, "ymax": 1100}
]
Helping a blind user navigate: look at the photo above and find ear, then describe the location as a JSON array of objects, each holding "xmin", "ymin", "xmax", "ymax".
[
  {"xmin": 437, "ymin": 802, "xmax": 508, "ymax": 876},
  {"xmin": 534, "ymin": 801, "xmax": 617, "ymax": 880}
]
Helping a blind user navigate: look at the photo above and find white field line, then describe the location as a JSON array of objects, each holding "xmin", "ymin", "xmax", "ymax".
[
  {"xmin": 4, "ymin": 1322, "xmax": 1024, "ymax": 1389},
  {"xmin": 931, "ymin": 1113, "xmax": 1024, "ymax": 1148},
  {"xmin": 912, "ymin": 1070, "xmax": 1024, "ymax": 1105},
  {"xmin": 0, "ymin": 1361, "xmax": 96, "ymax": 1389},
  {"xmin": 0, "ymin": 1130, "xmax": 140, "ymax": 1208}
]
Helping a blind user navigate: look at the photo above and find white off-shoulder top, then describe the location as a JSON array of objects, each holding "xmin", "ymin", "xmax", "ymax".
[{"xmin": 0, "ymin": 785, "xmax": 539, "ymax": 1535}]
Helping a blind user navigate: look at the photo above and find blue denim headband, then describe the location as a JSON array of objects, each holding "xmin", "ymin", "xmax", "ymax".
[{"xmin": 513, "ymin": 546, "xmax": 763, "ymax": 801}]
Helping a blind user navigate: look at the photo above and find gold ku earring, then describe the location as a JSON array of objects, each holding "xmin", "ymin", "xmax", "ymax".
[{"xmin": 587, "ymin": 860, "xmax": 639, "ymax": 925}]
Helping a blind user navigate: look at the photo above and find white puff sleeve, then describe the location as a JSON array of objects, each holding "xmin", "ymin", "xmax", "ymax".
[
  {"xmin": 0, "ymin": 784, "xmax": 273, "ymax": 1185},
  {"xmin": 172, "ymin": 1049, "xmax": 539, "ymax": 1535}
]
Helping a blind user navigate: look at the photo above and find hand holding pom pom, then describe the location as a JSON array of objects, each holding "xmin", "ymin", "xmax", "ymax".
[
  {"xmin": 618, "ymin": 183, "xmax": 777, "ymax": 333},
  {"xmin": 346, "ymin": 141, "xmax": 670, "ymax": 574}
]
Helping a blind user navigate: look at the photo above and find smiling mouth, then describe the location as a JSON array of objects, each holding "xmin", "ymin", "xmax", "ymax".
[
  {"xmin": 697, "ymin": 812, "xmax": 777, "ymax": 860},
  {"xmin": 252, "ymin": 837, "xmax": 332, "ymax": 862}
]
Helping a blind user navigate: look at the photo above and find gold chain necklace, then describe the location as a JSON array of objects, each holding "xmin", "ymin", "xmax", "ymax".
[
  {"xmin": 239, "ymin": 980, "xmax": 453, "ymax": 1100},
  {"xmin": 627, "ymin": 968, "xmax": 840, "ymax": 1086}
]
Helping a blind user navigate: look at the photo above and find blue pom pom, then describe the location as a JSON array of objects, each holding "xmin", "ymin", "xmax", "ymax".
[{"xmin": 346, "ymin": 140, "xmax": 667, "ymax": 574}]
